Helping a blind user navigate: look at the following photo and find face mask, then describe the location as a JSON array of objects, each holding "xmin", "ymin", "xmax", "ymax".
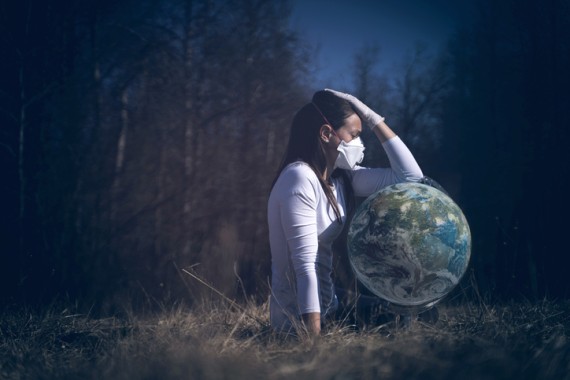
[{"xmin": 334, "ymin": 137, "xmax": 365, "ymax": 170}]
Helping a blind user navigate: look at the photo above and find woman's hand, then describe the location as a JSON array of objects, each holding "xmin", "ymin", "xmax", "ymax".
[
  {"xmin": 302, "ymin": 312, "xmax": 321, "ymax": 336},
  {"xmin": 325, "ymin": 89, "xmax": 396, "ymax": 143},
  {"xmin": 324, "ymin": 89, "xmax": 385, "ymax": 129}
]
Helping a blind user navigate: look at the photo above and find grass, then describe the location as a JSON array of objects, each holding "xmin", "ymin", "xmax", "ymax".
[{"xmin": 1, "ymin": 297, "xmax": 569, "ymax": 380}]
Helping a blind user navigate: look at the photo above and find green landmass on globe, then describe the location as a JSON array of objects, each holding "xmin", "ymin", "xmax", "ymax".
[{"xmin": 347, "ymin": 182, "xmax": 471, "ymax": 310}]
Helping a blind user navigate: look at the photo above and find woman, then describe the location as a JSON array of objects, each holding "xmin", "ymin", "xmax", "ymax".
[{"xmin": 267, "ymin": 89, "xmax": 423, "ymax": 335}]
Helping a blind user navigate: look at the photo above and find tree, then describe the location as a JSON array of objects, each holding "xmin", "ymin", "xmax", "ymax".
[
  {"xmin": 1, "ymin": 0, "xmax": 311, "ymax": 308},
  {"xmin": 440, "ymin": 0, "xmax": 570, "ymax": 298}
]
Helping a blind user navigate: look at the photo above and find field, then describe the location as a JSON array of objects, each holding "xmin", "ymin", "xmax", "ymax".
[{"xmin": 1, "ymin": 296, "xmax": 569, "ymax": 380}]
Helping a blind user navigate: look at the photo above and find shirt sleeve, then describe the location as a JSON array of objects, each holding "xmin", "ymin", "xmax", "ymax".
[
  {"xmin": 278, "ymin": 167, "xmax": 321, "ymax": 315},
  {"xmin": 350, "ymin": 136, "xmax": 424, "ymax": 197}
]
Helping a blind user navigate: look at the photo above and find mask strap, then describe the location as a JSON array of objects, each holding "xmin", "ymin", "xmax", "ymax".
[{"xmin": 311, "ymin": 102, "xmax": 334, "ymax": 128}]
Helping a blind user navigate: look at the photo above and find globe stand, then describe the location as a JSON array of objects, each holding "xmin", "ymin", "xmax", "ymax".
[
  {"xmin": 396, "ymin": 304, "xmax": 441, "ymax": 330},
  {"xmin": 394, "ymin": 313, "xmax": 415, "ymax": 330},
  {"xmin": 393, "ymin": 306, "xmax": 439, "ymax": 329}
]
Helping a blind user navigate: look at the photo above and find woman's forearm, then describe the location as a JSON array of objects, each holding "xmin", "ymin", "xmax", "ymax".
[
  {"xmin": 302, "ymin": 312, "xmax": 321, "ymax": 335},
  {"xmin": 372, "ymin": 119, "xmax": 397, "ymax": 143}
]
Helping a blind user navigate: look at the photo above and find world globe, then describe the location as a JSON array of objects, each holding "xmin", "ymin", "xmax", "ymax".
[{"xmin": 347, "ymin": 181, "xmax": 471, "ymax": 312}]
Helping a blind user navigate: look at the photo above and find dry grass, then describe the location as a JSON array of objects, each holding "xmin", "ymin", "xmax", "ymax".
[{"xmin": 1, "ymin": 297, "xmax": 569, "ymax": 380}]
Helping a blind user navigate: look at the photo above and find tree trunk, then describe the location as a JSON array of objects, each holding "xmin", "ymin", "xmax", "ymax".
[
  {"xmin": 18, "ymin": 64, "xmax": 27, "ymax": 276},
  {"xmin": 182, "ymin": 0, "xmax": 195, "ymax": 257},
  {"xmin": 111, "ymin": 89, "xmax": 129, "ymax": 223}
]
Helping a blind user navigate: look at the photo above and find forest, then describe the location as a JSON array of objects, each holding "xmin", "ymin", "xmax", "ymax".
[{"xmin": 1, "ymin": 0, "xmax": 569, "ymax": 313}]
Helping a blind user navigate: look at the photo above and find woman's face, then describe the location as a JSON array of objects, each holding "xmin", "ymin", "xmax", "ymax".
[
  {"xmin": 332, "ymin": 113, "xmax": 362, "ymax": 144},
  {"xmin": 321, "ymin": 113, "xmax": 363, "ymax": 169}
]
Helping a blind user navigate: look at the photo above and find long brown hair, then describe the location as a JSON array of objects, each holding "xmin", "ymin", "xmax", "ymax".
[{"xmin": 271, "ymin": 90, "xmax": 355, "ymax": 222}]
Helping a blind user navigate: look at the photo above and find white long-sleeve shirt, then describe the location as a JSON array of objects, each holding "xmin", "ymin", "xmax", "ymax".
[{"xmin": 267, "ymin": 136, "xmax": 423, "ymax": 332}]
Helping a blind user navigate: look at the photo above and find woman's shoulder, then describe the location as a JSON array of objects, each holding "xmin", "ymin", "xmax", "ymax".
[
  {"xmin": 274, "ymin": 162, "xmax": 320, "ymax": 192},
  {"xmin": 282, "ymin": 161, "xmax": 314, "ymax": 176}
]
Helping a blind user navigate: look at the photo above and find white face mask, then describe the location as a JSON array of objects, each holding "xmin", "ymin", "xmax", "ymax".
[{"xmin": 334, "ymin": 137, "xmax": 365, "ymax": 170}]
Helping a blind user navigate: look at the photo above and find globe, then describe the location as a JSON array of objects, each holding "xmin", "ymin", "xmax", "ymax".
[{"xmin": 347, "ymin": 181, "xmax": 471, "ymax": 312}]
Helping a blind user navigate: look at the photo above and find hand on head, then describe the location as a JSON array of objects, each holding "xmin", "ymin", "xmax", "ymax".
[{"xmin": 324, "ymin": 89, "xmax": 385, "ymax": 130}]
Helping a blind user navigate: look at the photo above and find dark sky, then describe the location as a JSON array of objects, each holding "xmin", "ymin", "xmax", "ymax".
[{"xmin": 290, "ymin": 0, "xmax": 475, "ymax": 90}]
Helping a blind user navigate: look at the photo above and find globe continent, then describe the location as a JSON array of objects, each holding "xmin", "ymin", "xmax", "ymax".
[{"xmin": 347, "ymin": 182, "xmax": 471, "ymax": 310}]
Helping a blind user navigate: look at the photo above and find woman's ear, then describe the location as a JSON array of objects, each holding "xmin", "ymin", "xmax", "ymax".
[{"xmin": 319, "ymin": 124, "xmax": 333, "ymax": 143}]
